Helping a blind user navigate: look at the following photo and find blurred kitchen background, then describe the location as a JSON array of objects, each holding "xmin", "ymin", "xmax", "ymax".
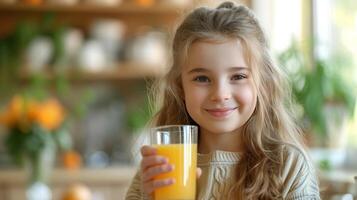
[{"xmin": 0, "ymin": 0, "xmax": 356, "ymax": 199}]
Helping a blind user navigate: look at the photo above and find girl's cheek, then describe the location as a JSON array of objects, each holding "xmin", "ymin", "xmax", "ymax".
[
  {"xmin": 186, "ymin": 85, "xmax": 207, "ymax": 97},
  {"xmin": 235, "ymin": 85, "xmax": 257, "ymax": 105}
]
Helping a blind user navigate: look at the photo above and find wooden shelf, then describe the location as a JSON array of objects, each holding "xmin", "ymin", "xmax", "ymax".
[
  {"xmin": 0, "ymin": 3, "xmax": 187, "ymax": 15},
  {"xmin": 20, "ymin": 63, "xmax": 167, "ymax": 82},
  {"xmin": 0, "ymin": 2, "xmax": 186, "ymax": 37}
]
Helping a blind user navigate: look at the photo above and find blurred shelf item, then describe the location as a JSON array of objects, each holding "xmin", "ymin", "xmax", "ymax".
[{"xmin": 20, "ymin": 62, "xmax": 166, "ymax": 82}]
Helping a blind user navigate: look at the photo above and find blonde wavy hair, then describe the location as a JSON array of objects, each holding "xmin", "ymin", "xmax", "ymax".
[{"xmin": 150, "ymin": 1, "xmax": 306, "ymax": 199}]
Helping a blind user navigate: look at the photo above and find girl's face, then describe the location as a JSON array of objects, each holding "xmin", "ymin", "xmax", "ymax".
[{"xmin": 181, "ymin": 39, "xmax": 257, "ymax": 134}]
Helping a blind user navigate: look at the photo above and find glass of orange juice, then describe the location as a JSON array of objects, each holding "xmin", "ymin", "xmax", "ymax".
[{"xmin": 151, "ymin": 125, "xmax": 198, "ymax": 200}]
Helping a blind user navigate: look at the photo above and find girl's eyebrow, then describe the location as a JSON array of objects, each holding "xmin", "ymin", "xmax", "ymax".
[
  {"xmin": 187, "ymin": 67, "xmax": 208, "ymax": 74},
  {"xmin": 228, "ymin": 66, "xmax": 250, "ymax": 71},
  {"xmin": 187, "ymin": 66, "xmax": 249, "ymax": 74}
]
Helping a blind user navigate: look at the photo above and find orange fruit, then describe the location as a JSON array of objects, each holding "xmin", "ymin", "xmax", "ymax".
[
  {"xmin": 62, "ymin": 150, "xmax": 81, "ymax": 170},
  {"xmin": 62, "ymin": 184, "xmax": 91, "ymax": 200},
  {"xmin": 35, "ymin": 98, "xmax": 65, "ymax": 131}
]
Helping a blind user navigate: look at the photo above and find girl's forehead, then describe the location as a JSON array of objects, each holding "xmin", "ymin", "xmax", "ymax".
[
  {"xmin": 190, "ymin": 38, "xmax": 243, "ymax": 50},
  {"xmin": 183, "ymin": 39, "xmax": 249, "ymax": 70}
]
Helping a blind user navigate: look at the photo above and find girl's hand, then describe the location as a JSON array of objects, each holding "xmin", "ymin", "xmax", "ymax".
[
  {"xmin": 140, "ymin": 145, "xmax": 175, "ymax": 195},
  {"xmin": 140, "ymin": 145, "xmax": 202, "ymax": 196}
]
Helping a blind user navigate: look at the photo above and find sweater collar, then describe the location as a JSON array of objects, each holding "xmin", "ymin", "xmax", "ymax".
[{"xmin": 198, "ymin": 150, "xmax": 241, "ymax": 165}]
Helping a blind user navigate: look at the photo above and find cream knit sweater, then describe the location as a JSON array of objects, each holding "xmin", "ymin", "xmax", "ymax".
[{"xmin": 125, "ymin": 146, "xmax": 321, "ymax": 200}]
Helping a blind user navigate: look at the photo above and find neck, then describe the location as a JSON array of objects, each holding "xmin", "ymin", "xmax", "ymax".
[{"xmin": 198, "ymin": 128, "xmax": 244, "ymax": 154}]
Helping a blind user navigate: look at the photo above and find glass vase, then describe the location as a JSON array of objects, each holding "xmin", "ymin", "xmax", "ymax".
[{"xmin": 25, "ymin": 141, "xmax": 56, "ymax": 200}]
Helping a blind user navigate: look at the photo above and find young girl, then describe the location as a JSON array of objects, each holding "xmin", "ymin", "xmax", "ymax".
[{"xmin": 126, "ymin": 1, "xmax": 320, "ymax": 199}]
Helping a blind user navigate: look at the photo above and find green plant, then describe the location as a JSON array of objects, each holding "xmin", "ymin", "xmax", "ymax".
[
  {"xmin": 278, "ymin": 42, "xmax": 356, "ymax": 138},
  {"xmin": 0, "ymin": 14, "xmax": 67, "ymax": 96}
]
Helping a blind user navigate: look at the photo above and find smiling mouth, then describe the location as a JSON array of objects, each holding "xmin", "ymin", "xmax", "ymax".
[{"xmin": 205, "ymin": 107, "xmax": 238, "ymax": 118}]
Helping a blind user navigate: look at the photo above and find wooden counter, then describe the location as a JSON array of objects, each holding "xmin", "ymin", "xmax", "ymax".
[{"xmin": 0, "ymin": 166, "xmax": 137, "ymax": 200}]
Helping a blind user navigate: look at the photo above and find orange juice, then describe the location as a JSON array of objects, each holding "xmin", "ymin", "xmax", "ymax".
[{"xmin": 154, "ymin": 143, "xmax": 197, "ymax": 200}]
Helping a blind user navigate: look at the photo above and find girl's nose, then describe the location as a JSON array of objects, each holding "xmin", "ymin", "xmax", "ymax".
[{"xmin": 210, "ymin": 83, "xmax": 232, "ymax": 102}]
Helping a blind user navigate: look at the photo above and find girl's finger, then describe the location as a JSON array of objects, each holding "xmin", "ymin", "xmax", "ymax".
[
  {"xmin": 142, "ymin": 164, "xmax": 174, "ymax": 182},
  {"xmin": 143, "ymin": 178, "xmax": 175, "ymax": 195},
  {"xmin": 141, "ymin": 155, "xmax": 168, "ymax": 170},
  {"xmin": 140, "ymin": 145, "xmax": 157, "ymax": 156}
]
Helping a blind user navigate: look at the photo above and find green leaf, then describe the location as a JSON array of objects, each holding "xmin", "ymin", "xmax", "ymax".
[
  {"xmin": 319, "ymin": 159, "xmax": 332, "ymax": 171},
  {"xmin": 52, "ymin": 124, "xmax": 72, "ymax": 151}
]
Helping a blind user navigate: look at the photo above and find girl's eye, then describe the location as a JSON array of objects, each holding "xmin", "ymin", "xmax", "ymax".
[
  {"xmin": 231, "ymin": 74, "xmax": 247, "ymax": 80},
  {"xmin": 193, "ymin": 75, "xmax": 210, "ymax": 83}
]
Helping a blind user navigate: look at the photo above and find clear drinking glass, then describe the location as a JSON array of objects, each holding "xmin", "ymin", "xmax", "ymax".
[{"xmin": 150, "ymin": 125, "xmax": 198, "ymax": 200}]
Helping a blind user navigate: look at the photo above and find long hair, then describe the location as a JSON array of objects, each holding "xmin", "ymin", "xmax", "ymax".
[{"xmin": 150, "ymin": 1, "xmax": 306, "ymax": 199}]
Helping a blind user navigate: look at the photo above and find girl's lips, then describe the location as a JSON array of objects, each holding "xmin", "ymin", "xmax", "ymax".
[{"xmin": 205, "ymin": 107, "xmax": 237, "ymax": 118}]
